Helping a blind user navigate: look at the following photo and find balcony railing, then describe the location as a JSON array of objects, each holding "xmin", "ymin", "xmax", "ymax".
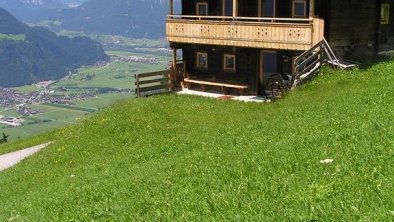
[{"xmin": 166, "ymin": 15, "xmax": 325, "ymax": 51}]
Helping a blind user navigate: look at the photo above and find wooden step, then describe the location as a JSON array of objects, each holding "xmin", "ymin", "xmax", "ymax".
[{"xmin": 327, "ymin": 60, "xmax": 357, "ymax": 69}]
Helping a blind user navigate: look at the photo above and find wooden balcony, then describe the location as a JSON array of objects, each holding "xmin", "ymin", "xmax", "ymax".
[{"xmin": 166, "ymin": 15, "xmax": 325, "ymax": 51}]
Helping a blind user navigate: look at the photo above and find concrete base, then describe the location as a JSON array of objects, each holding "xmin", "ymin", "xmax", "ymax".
[{"xmin": 177, "ymin": 88, "xmax": 267, "ymax": 103}]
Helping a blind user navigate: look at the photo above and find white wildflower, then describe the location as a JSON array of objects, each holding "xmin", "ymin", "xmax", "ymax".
[{"xmin": 320, "ymin": 159, "xmax": 334, "ymax": 164}]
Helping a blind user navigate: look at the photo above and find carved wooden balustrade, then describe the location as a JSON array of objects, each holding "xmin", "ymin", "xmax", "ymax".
[{"xmin": 167, "ymin": 15, "xmax": 324, "ymax": 51}]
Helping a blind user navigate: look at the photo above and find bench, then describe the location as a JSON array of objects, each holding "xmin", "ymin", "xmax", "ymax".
[{"xmin": 183, "ymin": 78, "xmax": 249, "ymax": 95}]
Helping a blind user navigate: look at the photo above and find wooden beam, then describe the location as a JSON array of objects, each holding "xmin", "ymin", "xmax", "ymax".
[
  {"xmin": 309, "ymin": 0, "xmax": 315, "ymax": 18},
  {"xmin": 232, "ymin": 0, "xmax": 238, "ymax": 17},
  {"xmin": 258, "ymin": 0, "xmax": 262, "ymax": 17},
  {"xmin": 169, "ymin": 0, "xmax": 174, "ymax": 15},
  {"xmin": 171, "ymin": 48, "xmax": 177, "ymax": 90},
  {"xmin": 172, "ymin": 48, "xmax": 177, "ymax": 72},
  {"xmin": 222, "ymin": 0, "xmax": 225, "ymax": 16}
]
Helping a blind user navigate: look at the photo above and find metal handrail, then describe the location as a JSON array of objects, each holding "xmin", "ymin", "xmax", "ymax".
[{"xmin": 167, "ymin": 14, "xmax": 313, "ymax": 24}]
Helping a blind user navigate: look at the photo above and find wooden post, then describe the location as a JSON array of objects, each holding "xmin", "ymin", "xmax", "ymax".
[
  {"xmin": 319, "ymin": 41, "xmax": 324, "ymax": 67},
  {"xmin": 135, "ymin": 74, "xmax": 140, "ymax": 97},
  {"xmin": 171, "ymin": 48, "xmax": 177, "ymax": 91},
  {"xmin": 258, "ymin": 0, "xmax": 262, "ymax": 17},
  {"xmin": 183, "ymin": 60, "xmax": 187, "ymax": 78},
  {"xmin": 169, "ymin": 0, "xmax": 174, "ymax": 15},
  {"xmin": 309, "ymin": 0, "xmax": 315, "ymax": 18},
  {"xmin": 232, "ymin": 0, "xmax": 237, "ymax": 17}
]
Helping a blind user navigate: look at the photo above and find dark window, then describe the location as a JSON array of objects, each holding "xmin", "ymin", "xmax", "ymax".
[
  {"xmin": 197, "ymin": 2, "xmax": 208, "ymax": 16},
  {"xmin": 224, "ymin": 54, "xmax": 236, "ymax": 72},
  {"xmin": 381, "ymin": 4, "xmax": 390, "ymax": 24},
  {"xmin": 224, "ymin": 0, "xmax": 233, "ymax": 16},
  {"xmin": 293, "ymin": 0, "xmax": 306, "ymax": 18},
  {"xmin": 264, "ymin": 0, "xmax": 275, "ymax": 17},
  {"xmin": 263, "ymin": 52, "xmax": 277, "ymax": 75},
  {"xmin": 196, "ymin": 52, "xmax": 208, "ymax": 69}
]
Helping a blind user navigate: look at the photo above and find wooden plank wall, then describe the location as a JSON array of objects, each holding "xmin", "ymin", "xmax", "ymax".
[
  {"xmin": 379, "ymin": 0, "xmax": 394, "ymax": 52},
  {"xmin": 326, "ymin": 0, "xmax": 379, "ymax": 57},
  {"xmin": 183, "ymin": 44, "xmax": 259, "ymax": 94},
  {"xmin": 181, "ymin": 44, "xmax": 305, "ymax": 94}
]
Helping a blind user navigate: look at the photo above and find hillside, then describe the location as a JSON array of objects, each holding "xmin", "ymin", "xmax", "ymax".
[
  {"xmin": 0, "ymin": 0, "xmax": 66, "ymax": 21},
  {"xmin": 0, "ymin": 7, "xmax": 108, "ymax": 87},
  {"xmin": 0, "ymin": 61, "xmax": 393, "ymax": 220},
  {"xmin": 35, "ymin": 0, "xmax": 170, "ymax": 38}
]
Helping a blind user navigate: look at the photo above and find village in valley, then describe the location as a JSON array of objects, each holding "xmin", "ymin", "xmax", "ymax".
[
  {"xmin": 0, "ymin": 46, "xmax": 170, "ymax": 140},
  {"xmin": 0, "ymin": 81, "xmax": 93, "ymax": 126}
]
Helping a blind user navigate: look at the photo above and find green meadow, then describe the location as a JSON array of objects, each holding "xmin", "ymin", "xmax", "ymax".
[
  {"xmin": 0, "ymin": 33, "xmax": 26, "ymax": 41},
  {"xmin": 52, "ymin": 51, "xmax": 166, "ymax": 90},
  {"xmin": 14, "ymin": 85, "xmax": 39, "ymax": 93},
  {"xmin": 0, "ymin": 60, "xmax": 393, "ymax": 220}
]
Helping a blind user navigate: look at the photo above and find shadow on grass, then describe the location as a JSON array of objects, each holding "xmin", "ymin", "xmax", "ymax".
[{"xmin": 356, "ymin": 55, "xmax": 394, "ymax": 70}]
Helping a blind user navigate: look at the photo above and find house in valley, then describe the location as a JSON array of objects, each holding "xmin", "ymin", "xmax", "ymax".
[{"xmin": 166, "ymin": 0, "xmax": 394, "ymax": 96}]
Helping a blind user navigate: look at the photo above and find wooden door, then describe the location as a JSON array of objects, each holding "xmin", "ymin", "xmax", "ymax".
[{"xmin": 259, "ymin": 51, "xmax": 277, "ymax": 94}]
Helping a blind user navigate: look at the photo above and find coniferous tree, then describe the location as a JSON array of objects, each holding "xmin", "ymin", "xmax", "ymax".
[{"xmin": 0, "ymin": 132, "xmax": 9, "ymax": 143}]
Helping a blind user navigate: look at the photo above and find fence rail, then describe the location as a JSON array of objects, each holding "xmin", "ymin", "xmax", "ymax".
[
  {"xmin": 292, "ymin": 37, "xmax": 347, "ymax": 88},
  {"xmin": 135, "ymin": 70, "xmax": 170, "ymax": 97},
  {"xmin": 167, "ymin": 15, "xmax": 313, "ymax": 23}
]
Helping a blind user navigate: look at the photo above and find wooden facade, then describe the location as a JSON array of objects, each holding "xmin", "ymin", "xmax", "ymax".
[
  {"xmin": 167, "ymin": 17, "xmax": 324, "ymax": 51},
  {"xmin": 167, "ymin": 0, "xmax": 393, "ymax": 96},
  {"xmin": 316, "ymin": 0, "xmax": 379, "ymax": 57},
  {"xmin": 314, "ymin": 0, "xmax": 394, "ymax": 56},
  {"xmin": 379, "ymin": 0, "xmax": 394, "ymax": 52}
]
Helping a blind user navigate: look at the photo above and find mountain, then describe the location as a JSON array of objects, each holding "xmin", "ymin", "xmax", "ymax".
[
  {"xmin": 61, "ymin": 0, "xmax": 87, "ymax": 7},
  {"xmin": 0, "ymin": 7, "xmax": 108, "ymax": 87},
  {"xmin": 0, "ymin": 0, "xmax": 66, "ymax": 21},
  {"xmin": 36, "ymin": 0, "xmax": 170, "ymax": 38}
]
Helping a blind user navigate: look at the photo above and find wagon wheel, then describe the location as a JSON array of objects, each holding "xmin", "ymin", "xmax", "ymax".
[{"xmin": 266, "ymin": 73, "xmax": 285, "ymax": 100}]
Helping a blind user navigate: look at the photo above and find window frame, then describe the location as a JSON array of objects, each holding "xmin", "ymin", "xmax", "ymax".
[
  {"xmin": 196, "ymin": 2, "xmax": 208, "ymax": 16},
  {"xmin": 196, "ymin": 52, "xmax": 208, "ymax": 69},
  {"xmin": 292, "ymin": 0, "xmax": 307, "ymax": 18},
  {"xmin": 223, "ymin": 54, "xmax": 236, "ymax": 72},
  {"xmin": 381, "ymin": 4, "xmax": 390, "ymax": 25}
]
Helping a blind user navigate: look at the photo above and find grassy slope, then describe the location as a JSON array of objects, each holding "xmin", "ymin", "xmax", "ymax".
[
  {"xmin": 0, "ymin": 62, "xmax": 393, "ymax": 220},
  {"xmin": 0, "ymin": 33, "xmax": 25, "ymax": 41}
]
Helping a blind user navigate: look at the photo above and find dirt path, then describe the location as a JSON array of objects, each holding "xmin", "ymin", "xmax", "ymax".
[{"xmin": 0, "ymin": 142, "xmax": 53, "ymax": 172}]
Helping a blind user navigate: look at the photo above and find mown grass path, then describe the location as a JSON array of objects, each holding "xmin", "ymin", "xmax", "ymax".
[{"xmin": 0, "ymin": 142, "xmax": 53, "ymax": 171}]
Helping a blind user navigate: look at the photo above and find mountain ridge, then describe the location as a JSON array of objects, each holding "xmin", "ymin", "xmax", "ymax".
[
  {"xmin": 0, "ymin": 0, "xmax": 66, "ymax": 21},
  {"xmin": 0, "ymin": 7, "xmax": 108, "ymax": 87},
  {"xmin": 35, "ymin": 0, "xmax": 171, "ymax": 38}
]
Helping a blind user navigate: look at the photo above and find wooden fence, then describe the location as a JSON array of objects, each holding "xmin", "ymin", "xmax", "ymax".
[{"xmin": 134, "ymin": 70, "xmax": 170, "ymax": 97}]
